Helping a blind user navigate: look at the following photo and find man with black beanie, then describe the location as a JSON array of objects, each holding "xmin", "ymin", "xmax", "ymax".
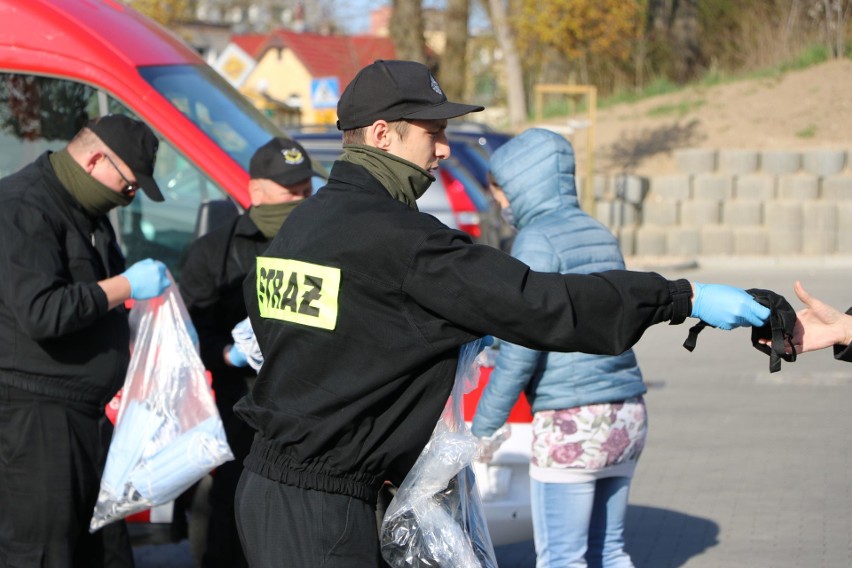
[
  {"xmin": 0, "ymin": 114, "xmax": 171, "ymax": 567},
  {"xmin": 233, "ymin": 60, "xmax": 772, "ymax": 567},
  {"xmin": 180, "ymin": 137, "xmax": 317, "ymax": 568}
]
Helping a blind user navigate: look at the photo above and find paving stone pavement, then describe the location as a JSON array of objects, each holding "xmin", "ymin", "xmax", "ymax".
[{"xmin": 136, "ymin": 261, "xmax": 852, "ymax": 568}]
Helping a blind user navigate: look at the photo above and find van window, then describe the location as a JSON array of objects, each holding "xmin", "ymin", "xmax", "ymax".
[
  {"xmin": 0, "ymin": 72, "xmax": 238, "ymax": 280},
  {"xmin": 114, "ymin": 136, "xmax": 238, "ymax": 280},
  {"xmin": 139, "ymin": 64, "xmax": 281, "ymax": 170},
  {"xmin": 0, "ymin": 73, "xmax": 99, "ymax": 176}
]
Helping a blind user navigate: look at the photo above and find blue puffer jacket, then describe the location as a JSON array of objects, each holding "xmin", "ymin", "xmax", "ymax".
[{"xmin": 471, "ymin": 129, "xmax": 646, "ymax": 438}]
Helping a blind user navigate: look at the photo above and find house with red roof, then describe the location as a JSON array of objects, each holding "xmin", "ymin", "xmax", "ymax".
[
  {"xmin": 215, "ymin": 30, "xmax": 395, "ymax": 125},
  {"xmin": 230, "ymin": 33, "xmax": 268, "ymax": 59}
]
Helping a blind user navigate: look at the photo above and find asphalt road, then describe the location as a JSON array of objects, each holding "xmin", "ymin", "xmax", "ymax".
[{"xmin": 135, "ymin": 259, "xmax": 852, "ymax": 568}]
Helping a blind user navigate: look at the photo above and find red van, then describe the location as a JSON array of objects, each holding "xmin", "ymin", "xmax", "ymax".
[{"xmin": 0, "ymin": 0, "xmax": 292, "ymax": 278}]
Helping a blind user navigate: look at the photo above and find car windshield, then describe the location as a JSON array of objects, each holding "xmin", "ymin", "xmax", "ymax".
[{"xmin": 139, "ymin": 64, "xmax": 281, "ymax": 170}]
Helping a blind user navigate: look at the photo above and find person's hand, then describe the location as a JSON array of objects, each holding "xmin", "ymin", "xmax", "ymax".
[
  {"xmin": 691, "ymin": 282, "xmax": 770, "ymax": 330},
  {"xmin": 225, "ymin": 344, "xmax": 249, "ymax": 367},
  {"xmin": 789, "ymin": 281, "xmax": 852, "ymax": 353},
  {"xmin": 122, "ymin": 259, "xmax": 170, "ymax": 299},
  {"xmin": 476, "ymin": 423, "xmax": 511, "ymax": 463}
]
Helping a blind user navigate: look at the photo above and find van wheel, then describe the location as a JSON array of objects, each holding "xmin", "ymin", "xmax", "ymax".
[{"xmin": 187, "ymin": 474, "xmax": 212, "ymax": 568}]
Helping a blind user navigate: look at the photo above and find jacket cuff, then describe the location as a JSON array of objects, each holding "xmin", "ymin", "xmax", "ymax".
[
  {"xmin": 833, "ymin": 308, "xmax": 852, "ymax": 362},
  {"xmin": 667, "ymin": 279, "xmax": 692, "ymax": 325}
]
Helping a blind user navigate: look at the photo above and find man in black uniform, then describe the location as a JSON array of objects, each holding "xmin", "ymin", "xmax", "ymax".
[
  {"xmin": 180, "ymin": 138, "xmax": 316, "ymax": 568},
  {"xmin": 234, "ymin": 60, "xmax": 771, "ymax": 567},
  {"xmin": 0, "ymin": 114, "xmax": 171, "ymax": 568}
]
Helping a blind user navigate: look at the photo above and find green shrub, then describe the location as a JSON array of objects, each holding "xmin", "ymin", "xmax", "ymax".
[{"xmin": 795, "ymin": 124, "xmax": 817, "ymax": 139}]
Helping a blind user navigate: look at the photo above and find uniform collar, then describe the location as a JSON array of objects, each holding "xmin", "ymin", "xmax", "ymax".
[{"xmin": 234, "ymin": 212, "xmax": 264, "ymax": 237}]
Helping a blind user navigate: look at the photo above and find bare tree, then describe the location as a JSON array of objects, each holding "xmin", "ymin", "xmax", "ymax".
[
  {"xmin": 671, "ymin": 0, "xmax": 703, "ymax": 82},
  {"xmin": 647, "ymin": 0, "xmax": 704, "ymax": 83},
  {"xmin": 487, "ymin": 0, "xmax": 526, "ymax": 128},
  {"xmin": 390, "ymin": 0, "xmax": 426, "ymax": 63},
  {"xmin": 821, "ymin": 0, "xmax": 851, "ymax": 58},
  {"xmin": 440, "ymin": 0, "xmax": 470, "ymax": 101}
]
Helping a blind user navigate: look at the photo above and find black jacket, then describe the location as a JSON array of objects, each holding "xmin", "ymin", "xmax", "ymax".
[
  {"xmin": 180, "ymin": 214, "xmax": 270, "ymax": 401},
  {"xmin": 0, "ymin": 153, "xmax": 129, "ymax": 406},
  {"xmin": 236, "ymin": 161, "xmax": 690, "ymax": 502}
]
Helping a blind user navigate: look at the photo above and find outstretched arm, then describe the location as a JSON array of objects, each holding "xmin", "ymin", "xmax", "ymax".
[{"xmin": 792, "ymin": 281, "xmax": 852, "ymax": 354}]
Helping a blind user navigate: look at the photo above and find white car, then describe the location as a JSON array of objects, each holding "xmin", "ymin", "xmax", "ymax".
[
  {"xmin": 464, "ymin": 346, "xmax": 535, "ymax": 547},
  {"xmin": 472, "ymin": 428, "xmax": 534, "ymax": 546}
]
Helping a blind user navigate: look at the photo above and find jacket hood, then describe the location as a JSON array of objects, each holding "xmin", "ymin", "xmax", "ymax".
[{"xmin": 489, "ymin": 128, "xmax": 578, "ymax": 229}]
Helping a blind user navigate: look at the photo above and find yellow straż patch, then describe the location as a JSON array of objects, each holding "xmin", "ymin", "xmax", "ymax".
[{"xmin": 256, "ymin": 257, "xmax": 340, "ymax": 330}]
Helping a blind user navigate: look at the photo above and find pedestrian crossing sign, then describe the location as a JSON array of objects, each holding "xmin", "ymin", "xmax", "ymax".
[{"xmin": 311, "ymin": 77, "xmax": 340, "ymax": 109}]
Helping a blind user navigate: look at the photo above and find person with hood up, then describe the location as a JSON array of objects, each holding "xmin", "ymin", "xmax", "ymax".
[{"xmin": 473, "ymin": 128, "xmax": 647, "ymax": 568}]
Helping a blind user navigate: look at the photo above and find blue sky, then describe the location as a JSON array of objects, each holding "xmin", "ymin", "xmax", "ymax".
[
  {"xmin": 335, "ymin": 0, "xmax": 387, "ymax": 34},
  {"xmin": 334, "ymin": 0, "xmax": 488, "ymax": 34}
]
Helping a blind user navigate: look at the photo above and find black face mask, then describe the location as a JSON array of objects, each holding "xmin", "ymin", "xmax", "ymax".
[{"xmin": 682, "ymin": 288, "xmax": 798, "ymax": 373}]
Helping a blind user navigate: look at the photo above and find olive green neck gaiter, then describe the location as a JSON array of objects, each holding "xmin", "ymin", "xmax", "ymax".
[
  {"xmin": 50, "ymin": 149, "xmax": 132, "ymax": 217},
  {"xmin": 248, "ymin": 200, "xmax": 303, "ymax": 239},
  {"xmin": 339, "ymin": 144, "xmax": 434, "ymax": 210}
]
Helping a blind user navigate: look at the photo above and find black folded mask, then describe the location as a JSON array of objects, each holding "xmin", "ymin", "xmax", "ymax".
[{"xmin": 683, "ymin": 288, "xmax": 797, "ymax": 373}]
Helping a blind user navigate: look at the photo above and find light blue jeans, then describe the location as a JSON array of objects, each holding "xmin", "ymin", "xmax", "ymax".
[{"xmin": 531, "ymin": 476, "xmax": 634, "ymax": 568}]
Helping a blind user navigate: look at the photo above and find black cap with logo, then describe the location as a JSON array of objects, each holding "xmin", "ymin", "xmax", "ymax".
[
  {"xmin": 249, "ymin": 138, "xmax": 315, "ymax": 186},
  {"xmin": 336, "ymin": 60, "xmax": 484, "ymax": 130},
  {"xmin": 87, "ymin": 114, "xmax": 163, "ymax": 202}
]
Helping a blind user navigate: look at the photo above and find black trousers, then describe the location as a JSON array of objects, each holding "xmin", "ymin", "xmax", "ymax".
[
  {"xmin": 235, "ymin": 470, "xmax": 390, "ymax": 568},
  {"xmin": 0, "ymin": 384, "xmax": 134, "ymax": 568}
]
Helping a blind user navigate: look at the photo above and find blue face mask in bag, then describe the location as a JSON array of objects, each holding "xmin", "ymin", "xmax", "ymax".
[
  {"xmin": 100, "ymin": 400, "xmax": 164, "ymax": 497},
  {"xmin": 128, "ymin": 416, "xmax": 230, "ymax": 504}
]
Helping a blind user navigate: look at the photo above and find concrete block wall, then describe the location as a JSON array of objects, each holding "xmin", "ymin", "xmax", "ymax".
[{"xmin": 593, "ymin": 148, "xmax": 852, "ymax": 256}]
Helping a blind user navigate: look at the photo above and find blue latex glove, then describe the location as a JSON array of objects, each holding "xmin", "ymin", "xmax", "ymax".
[
  {"xmin": 227, "ymin": 344, "xmax": 248, "ymax": 368},
  {"xmin": 691, "ymin": 282, "xmax": 771, "ymax": 330},
  {"xmin": 122, "ymin": 259, "xmax": 170, "ymax": 300},
  {"xmin": 185, "ymin": 321, "xmax": 200, "ymax": 353}
]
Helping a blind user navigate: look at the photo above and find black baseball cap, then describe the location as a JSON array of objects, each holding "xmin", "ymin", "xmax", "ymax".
[
  {"xmin": 336, "ymin": 60, "xmax": 484, "ymax": 130},
  {"xmin": 87, "ymin": 115, "xmax": 163, "ymax": 202},
  {"xmin": 249, "ymin": 138, "xmax": 315, "ymax": 186}
]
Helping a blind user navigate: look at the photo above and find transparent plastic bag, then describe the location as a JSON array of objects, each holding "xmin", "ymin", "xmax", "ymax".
[
  {"xmin": 89, "ymin": 276, "xmax": 233, "ymax": 532},
  {"xmin": 381, "ymin": 338, "xmax": 498, "ymax": 568},
  {"xmin": 231, "ymin": 317, "xmax": 263, "ymax": 372}
]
